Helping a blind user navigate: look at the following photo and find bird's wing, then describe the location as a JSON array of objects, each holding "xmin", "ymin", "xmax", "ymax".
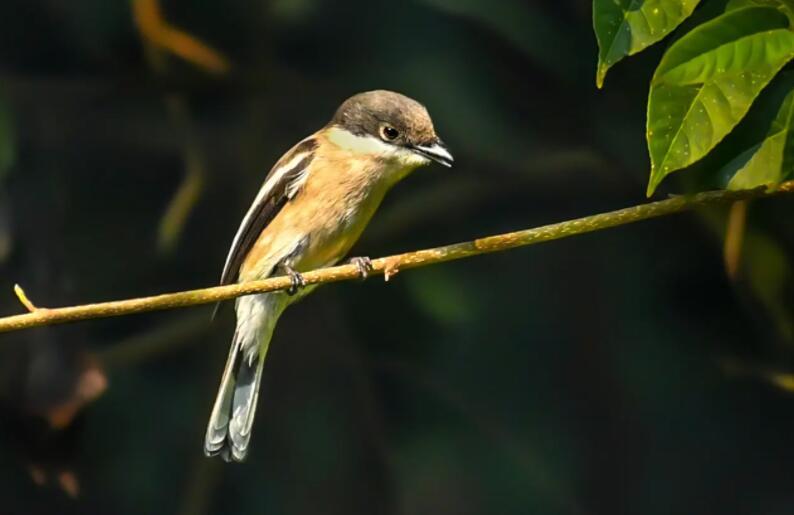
[{"xmin": 219, "ymin": 137, "xmax": 318, "ymax": 287}]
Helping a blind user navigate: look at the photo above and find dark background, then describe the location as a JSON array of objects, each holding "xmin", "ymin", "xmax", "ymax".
[{"xmin": 0, "ymin": 1, "xmax": 792, "ymax": 514}]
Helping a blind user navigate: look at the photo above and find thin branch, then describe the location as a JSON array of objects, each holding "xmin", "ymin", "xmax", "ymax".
[
  {"xmin": 724, "ymin": 200, "xmax": 748, "ymax": 280},
  {"xmin": 98, "ymin": 311, "xmax": 213, "ymax": 368},
  {"xmin": 1, "ymin": 182, "xmax": 792, "ymax": 334},
  {"xmin": 133, "ymin": 0, "xmax": 215, "ymax": 253},
  {"xmin": 13, "ymin": 284, "xmax": 39, "ymax": 312},
  {"xmin": 132, "ymin": 0, "xmax": 231, "ymax": 74},
  {"xmin": 156, "ymin": 95, "xmax": 208, "ymax": 255}
]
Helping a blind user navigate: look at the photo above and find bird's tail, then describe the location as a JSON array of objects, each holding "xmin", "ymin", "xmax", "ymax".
[{"xmin": 204, "ymin": 295, "xmax": 282, "ymax": 462}]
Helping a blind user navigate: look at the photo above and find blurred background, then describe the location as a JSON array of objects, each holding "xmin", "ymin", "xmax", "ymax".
[{"xmin": 0, "ymin": 0, "xmax": 792, "ymax": 514}]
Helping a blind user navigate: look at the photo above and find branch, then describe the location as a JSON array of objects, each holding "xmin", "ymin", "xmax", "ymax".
[
  {"xmin": 1, "ymin": 182, "xmax": 792, "ymax": 334},
  {"xmin": 132, "ymin": 0, "xmax": 231, "ymax": 74}
]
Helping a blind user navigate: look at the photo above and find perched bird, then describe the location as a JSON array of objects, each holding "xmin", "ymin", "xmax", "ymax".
[{"xmin": 205, "ymin": 90, "xmax": 453, "ymax": 461}]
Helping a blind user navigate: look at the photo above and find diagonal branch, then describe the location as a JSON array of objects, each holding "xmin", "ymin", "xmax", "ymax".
[
  {"xmin": 1, "ymin": 181, "xmax": 792, "ymax": 334},
  {"xmin": 132, "ymin": 0, "xmax": 231, "ymax": 74}
]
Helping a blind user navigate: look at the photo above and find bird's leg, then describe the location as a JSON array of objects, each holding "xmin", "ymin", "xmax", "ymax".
[
  {"xmin": 347, "ymin": 256, "xmax": 373, "ymax": 280},
  {"xmin": 277, "ymin": 263, "xmax": 305, "ymax": 295}
]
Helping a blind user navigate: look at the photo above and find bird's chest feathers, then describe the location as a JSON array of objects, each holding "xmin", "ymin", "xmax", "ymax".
[
  {"xmin": 244, "ymin": 133, "xmax": 417, "ymax": 276},
  {"xmin": 294, "ymin": 157, "xmax": 392, "ymax": 263}
]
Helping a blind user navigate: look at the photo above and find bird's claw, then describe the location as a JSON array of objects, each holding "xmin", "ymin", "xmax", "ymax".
[
  {"xmin": 349, "ymin": 256, "xmax": 373, "ymax": 280},
  {"xmin": 281, "ymin": 265, "xmax": 305, "ymax": 295}
]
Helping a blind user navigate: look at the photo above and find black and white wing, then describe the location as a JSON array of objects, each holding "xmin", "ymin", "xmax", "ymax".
[{"xmin": 218, "ymin": 137, "xmax": 318, "ymax": 287}]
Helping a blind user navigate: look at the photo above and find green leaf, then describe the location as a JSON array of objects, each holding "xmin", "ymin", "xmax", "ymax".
[
  {"xmin": 726, "ymin": 0, "xmax": 794, "ymax": 23},
  {"xmin": 646, "ymin": 6, "xmax": 794, "ymax": 196},
  {"xmin": 726, "ymin": 88, "xmax": 794, "ymax": 189},
  {"xmin": 593, "ymin": 0, "xmax": 701, "ymax": 88}
]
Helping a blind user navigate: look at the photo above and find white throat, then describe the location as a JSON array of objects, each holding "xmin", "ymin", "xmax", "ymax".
[{"xmin": 326, "ymin": 126, "xmax": 431, "ymax": 171}]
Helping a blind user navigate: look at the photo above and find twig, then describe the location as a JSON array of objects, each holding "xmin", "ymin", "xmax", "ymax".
[
  {"xmin": 0, "ymin": 182, "xmax": 791, "ymax": 334},
  {"xmin": 133, "ymin": 0, "xmax": 214, "ymax": 253},
  {"xmin": 98, "ymin": 311, "xmax": 213, "ymax": 368},
  {"xmin": 724, "ymin": 200, "xmax": 748, "ymax": 280},
  {"xmin": 132, "ymin": 0, "xmax": 230, "ymax": 74},
  {"xmin": 156, "ymin": 96, "xmax": 208, "ymax": 254},
  {"xmin": 13, "ymin": 284, "xmax": 39, "ymax": 312}
]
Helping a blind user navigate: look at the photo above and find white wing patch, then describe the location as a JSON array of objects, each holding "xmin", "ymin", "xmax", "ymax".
[
  {"xmin": 218, "ymin": 137, "xmax": 318, "ymax": 287},
  {"xmin": 285, "ymin": 160, "xmax": 311, "ymax": 200}
]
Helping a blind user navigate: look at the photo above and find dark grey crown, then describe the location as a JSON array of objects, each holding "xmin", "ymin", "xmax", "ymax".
[{"xmin": 330, "ymin": 90, "xmax": 438, "ymax": 147}]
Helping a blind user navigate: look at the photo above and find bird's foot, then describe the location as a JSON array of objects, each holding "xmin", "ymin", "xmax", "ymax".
[
  {"xmin": 279, "ymin": 264, "xmax": 306, "ymax": 295},
  {"xmin": 348, "ymin": 256, "xmax": 373, "ymax": 280}
]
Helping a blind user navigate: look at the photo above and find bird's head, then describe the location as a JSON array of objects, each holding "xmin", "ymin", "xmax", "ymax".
[{"xmin": 327, "ymin": 90, "xmax": 453, "ymax": 169}]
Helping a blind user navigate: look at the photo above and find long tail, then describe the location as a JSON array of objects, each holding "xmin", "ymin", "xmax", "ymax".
[{"xmin": 204, "ymin": 295, "xmax": 281, "ymax": 462}]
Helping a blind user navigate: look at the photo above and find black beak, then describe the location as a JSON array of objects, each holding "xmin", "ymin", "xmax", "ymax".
[{"xmin": 411, "ymin": 139, "xmax": 454, "ymax": 167}]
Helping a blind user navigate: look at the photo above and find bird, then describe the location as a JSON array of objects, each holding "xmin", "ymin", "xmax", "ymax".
[{"xmin": 204, "ymin": 90, "xmax": 453, "ymax": 462}]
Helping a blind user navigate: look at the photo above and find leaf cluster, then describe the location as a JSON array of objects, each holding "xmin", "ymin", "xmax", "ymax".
[{"xmin": 594, "ymin": 0, "xmax": 794, "ymax": 194}]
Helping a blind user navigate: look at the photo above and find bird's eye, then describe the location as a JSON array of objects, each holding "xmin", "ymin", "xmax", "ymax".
[{"xmin": 380, "ymin": 125, "xmax": 400, "ymax": 141}]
